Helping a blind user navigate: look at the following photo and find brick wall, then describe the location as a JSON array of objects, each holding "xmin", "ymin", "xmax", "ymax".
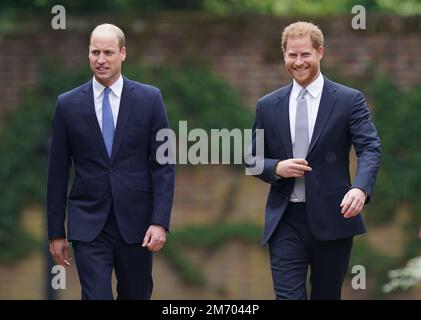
[
  {"xmin": 1, "ymin": 13, "xmax": 421, "ymax": 299},
  {"xmin": 1, "ymin": 14, "xmax": 421, "ymax": 118}
]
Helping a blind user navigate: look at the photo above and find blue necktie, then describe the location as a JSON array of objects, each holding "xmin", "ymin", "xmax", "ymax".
[{"xmin": 102, "ymin": 87, "xmax": 114, "ymax": 158}]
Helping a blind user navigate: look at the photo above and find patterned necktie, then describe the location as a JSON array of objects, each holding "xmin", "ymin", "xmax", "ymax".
[
  {"xmin": 292, "ymin": 88, "xmax": 309, "ymax": 202},
  {"xmin": 102, "ymin": 87, "xmax": 114, "ymax": 158}
]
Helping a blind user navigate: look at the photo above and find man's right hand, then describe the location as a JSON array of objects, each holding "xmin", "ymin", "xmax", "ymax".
[
  {"xmin": 49, "ymin": 238, "xmax": 71, "ymax": 267},
  {"xmin": 275, "ymin": 158, "xmax": 312, "ymax": 178}
]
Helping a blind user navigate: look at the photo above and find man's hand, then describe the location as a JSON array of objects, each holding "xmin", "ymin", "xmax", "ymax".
[
  {"xmin": 49, "ymin": 238, "xmax": 71, "ymax": 267},
  {"xmin": 275, "ymin": 158, "xmax": 312, "ymax": 178},
  {"xmin": 142, "ymin": 224, "xmax": 167, "ymax": 252},
  {"xmin": 340, "ymin": 188, "xmax": 366, "ymax": 218}
]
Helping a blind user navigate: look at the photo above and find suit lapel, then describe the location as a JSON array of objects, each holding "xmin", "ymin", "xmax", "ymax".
[
  {"xmin": 81, "ymin": 81, "xmax": 110, "ymax": 163},
  {"xmin": 275, "ymin": 84, "xmax": 293, "ymax": 158},
  {"xmin": 110, "ymin": 77, "xmax": 135, "ymax": 164},
  {"xmin": 307, "ymin": 78, "xmax": 337, "ymax": 157}
]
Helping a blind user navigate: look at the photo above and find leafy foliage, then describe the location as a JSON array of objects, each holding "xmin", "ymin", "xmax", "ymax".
[
  {"xmin": 126, "ymin": 62, "xmax": 252, "ymax": 131},
  {"xmin": 349, "ymin": 236, "xmax": 397, "ymax": 296},
  {"xmin": 2, "ymin": 55, "xmax": 421, "ymax": 298},
  {"xmin": 127, "ymin": 61, "xmax": 253, "ymax": 166},
  {"xmin": 1, "ymin": 0, "xmax": 421, "ymax": 15},
  {"xmin": 369, "ymin": 77, "xmax": 421, "ymax": 258},
  {"xmin": 162, "ymin": 222, "xmax": 261, "ymax": 285},
  {"xmin": 0, "ymin": 63, "xmax": 89, "ymax": 263}
]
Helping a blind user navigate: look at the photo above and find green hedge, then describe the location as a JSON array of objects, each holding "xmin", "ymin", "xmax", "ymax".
[
  {"xmin": 2, "ymin": 0, "xmax": 421, "ymax": 15},
  {"xmin": 369, "ymin": 77, "xmax": 421, "ymax": 258},
  {"xmin": 0, "ymin": 63, "xmax": 89, "ymax": 263}
]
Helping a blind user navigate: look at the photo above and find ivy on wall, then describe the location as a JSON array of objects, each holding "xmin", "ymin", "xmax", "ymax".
[
  {"xmin": 369, "ymin": 77, "xmax": 421, "ymax": 259},
  {"xmin": 1, "ymin": 59, "xmax": 418, "ymax": 298},
  {"xmin": 0, "ymin": 63, "xmax": 90, "ymax": 262},
  {"xmin": 162, "ymin": 222, "xmax": 261, "ymax": 285}
]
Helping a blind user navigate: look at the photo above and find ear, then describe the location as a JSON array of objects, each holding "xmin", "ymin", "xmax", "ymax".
[
  {"xmin": 317, "ymin": 46, "xmax": 324, "ymax": 59},
  {"xmin": 121, "ymin": 47, "xmax": 126, "ymax": 62}
]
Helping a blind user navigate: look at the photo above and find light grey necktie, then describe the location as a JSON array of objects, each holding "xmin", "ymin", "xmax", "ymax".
[{"xmin": 292, "ymin": 88, "xmax": 309, "ymax": 202}]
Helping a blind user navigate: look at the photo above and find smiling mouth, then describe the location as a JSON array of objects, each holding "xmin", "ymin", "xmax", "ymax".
[{"xmin": 96, "ymin": 67, "xmax": 109, "ymax": 72}]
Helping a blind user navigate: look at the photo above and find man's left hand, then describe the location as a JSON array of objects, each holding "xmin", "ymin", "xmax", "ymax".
[
  {"xmin": 340, "ymin": 188, "xmax": 366, "ymax": 218},
  {"xmin": 142, "ymin": 224, "xmax": 167, "ymax": 252}
]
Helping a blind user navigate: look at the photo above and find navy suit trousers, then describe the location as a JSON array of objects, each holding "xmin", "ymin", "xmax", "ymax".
[
  {"xmin": 268, "ymin": 203, "xmax": 353, "ymax": 300},
  {"xmin": 72, "ymin": 206, "xmax": 153, "ymax": 300}
]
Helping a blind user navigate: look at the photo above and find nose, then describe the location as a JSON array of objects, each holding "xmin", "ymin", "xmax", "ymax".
[
  {"xmin": 98, "ymin": 53, "xmax": 106, "ymax": 64},
  {"xmin": 295, "ymin": 56, "xmax": 304, "ymax": 66}
]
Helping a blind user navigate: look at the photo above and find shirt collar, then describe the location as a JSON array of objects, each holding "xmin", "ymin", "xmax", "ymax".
[
  {"xmin": 292, "ymin": 73, "xmax": 324, "ymax": 100},
  {"xmin": 92, "ymin": 75, "xmax": 124, "ymax": 99}
]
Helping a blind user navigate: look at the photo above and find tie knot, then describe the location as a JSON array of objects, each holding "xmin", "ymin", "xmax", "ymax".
[
  {"xmin": 103, "ymin": 87, "xmax": 111, "ymax": 98},
  {"xmin": 298, "ymin": 88, "xmax": 308, "ymax": 100}
]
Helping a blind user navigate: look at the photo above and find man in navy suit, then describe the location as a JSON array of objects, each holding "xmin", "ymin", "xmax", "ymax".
[
  {"xmin": 248, "ymin": 21, "xmax": 381, "ymax": 299},
  {"xmin": 47, "ymin": 23, "xmax": 175, "ymax": 299}
]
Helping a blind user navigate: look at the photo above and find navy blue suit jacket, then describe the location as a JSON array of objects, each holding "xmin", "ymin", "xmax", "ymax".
[
  {"xmin": 250, "ymin": 77, "xmax": 381, "ymax": 245},
  {"xmin": 47, "ymin": 77, "xmax": 175, "ymax": 244}
]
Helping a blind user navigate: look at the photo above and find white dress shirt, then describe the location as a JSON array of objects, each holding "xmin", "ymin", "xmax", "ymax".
[
  {"xmin": 289, "ymin": 73, "xmax": 324, "ymax": 146},
  {"xmin": 92, "ymin": 75, "xmax": 123, "ymax": 130}
]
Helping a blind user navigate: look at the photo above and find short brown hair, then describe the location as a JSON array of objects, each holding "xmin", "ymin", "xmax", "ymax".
[
  {"xmin": 282, "ymin": 21, "xmax": 324, "ymax": 51},
  {"xmin": 90, "ymin": 23, "xmax": 126, "ymax": 49}
]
